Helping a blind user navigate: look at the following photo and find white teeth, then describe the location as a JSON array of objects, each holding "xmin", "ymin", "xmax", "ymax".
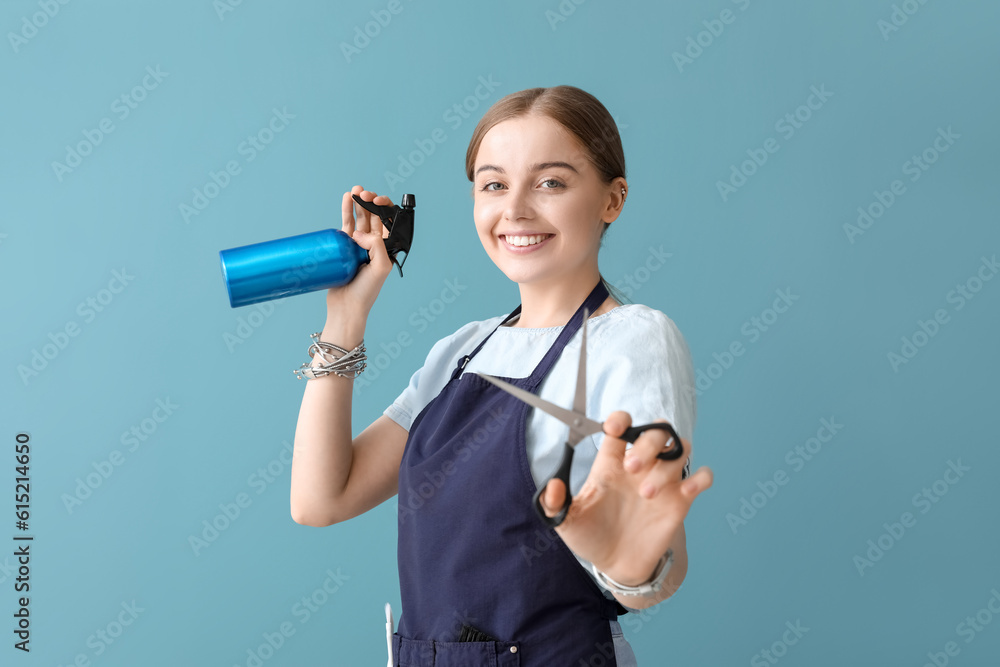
[{"xmin": 504, "ymin": 235, "xmax": 549, "ymax": 247}]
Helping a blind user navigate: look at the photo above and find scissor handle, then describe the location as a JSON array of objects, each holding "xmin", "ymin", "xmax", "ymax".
[
  {"xmin": 620, "ymin": 422, "xmax": 685, "ymax": 462},
  {"xmin": 533, "ymin": 441, "xmax": 575, "ymax": 528},
  {"xmin": 533, "ymin": 424, "xmax": 685, "ymax": 528}
]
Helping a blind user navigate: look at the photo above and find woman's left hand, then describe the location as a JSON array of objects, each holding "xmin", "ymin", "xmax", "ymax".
[{"xmin": 538, "ymin": 411, "xmax": 714, "ymax": 586}]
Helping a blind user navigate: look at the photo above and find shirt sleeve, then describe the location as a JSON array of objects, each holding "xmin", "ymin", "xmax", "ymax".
[{"xmin": 586, "ymin": 306, "xmax": 697, "ymax": 467}]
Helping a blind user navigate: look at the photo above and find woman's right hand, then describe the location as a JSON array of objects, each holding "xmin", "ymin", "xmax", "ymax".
[{"xmin": 324, "ymin": 185, "xmax": 395, "ymax": 328}]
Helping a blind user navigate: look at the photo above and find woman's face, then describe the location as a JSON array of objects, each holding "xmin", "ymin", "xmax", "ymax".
[{"xmin": 472, "ymin": 113, "xmax": 623, "ymax": 289}]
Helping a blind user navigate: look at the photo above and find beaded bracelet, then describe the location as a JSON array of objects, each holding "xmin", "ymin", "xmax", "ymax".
[{"xmin": 293, "ymin": 332, "xmax": 367, "ymax": 380}]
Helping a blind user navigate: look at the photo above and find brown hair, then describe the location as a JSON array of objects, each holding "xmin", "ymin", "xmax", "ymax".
[
  {"xmin": 465, "ymin": 85, "xmax": 626, "ymax": 186},
  {"xmin": 464, "ymin": 85, "xmax": 631, "ymax": 303}
]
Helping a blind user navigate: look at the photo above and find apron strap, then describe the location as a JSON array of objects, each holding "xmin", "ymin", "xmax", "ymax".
[
  {"xmin": 450, "ymin": 304, "xmax": 522, "ymax": 381},
  {"xmin": 525, "ymin": 280, "xmax": 608, "ymax": 386},
  {"xmin": 449, "ymin": 279, "xmax": 609, "ymax": 384}
]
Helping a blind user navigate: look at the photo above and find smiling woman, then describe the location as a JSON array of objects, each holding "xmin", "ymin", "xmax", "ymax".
[
  {"xmin": 469, "ymin": 111, "xmax": 625, "ymax": 326},
  {"xmin": 290, "ymin": 85, "xmax": 711, "ymax": 667}
]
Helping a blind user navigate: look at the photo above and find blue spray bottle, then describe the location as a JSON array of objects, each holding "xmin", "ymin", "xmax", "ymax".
[{"xmin": 219, "ymin": 194, "xmax": 415, "ymax": 308}]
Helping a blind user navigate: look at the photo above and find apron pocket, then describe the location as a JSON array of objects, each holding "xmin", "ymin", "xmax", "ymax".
[{"xmin": 393, "ymin": 633, "xmax": 521, "ymax": 667}]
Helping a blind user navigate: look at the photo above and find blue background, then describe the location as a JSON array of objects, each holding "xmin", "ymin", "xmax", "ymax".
[{"xmin": 2, "ymin": 0, "xmax": 998, "ymax": 665}]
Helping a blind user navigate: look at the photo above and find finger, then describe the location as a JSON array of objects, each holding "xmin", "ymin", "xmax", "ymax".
[
  {"xmin": 353, "ymin": 225, "xmax": 391, "ymax": 273},
  {"xmin": 623, "ymin": 420, "xmax": 673, "ymax": 475},
  {"xmin": 342, "ymin": 186, "xmax": 363, "ymax": 236},
  {"xmin": 540, "ymin": 478, "xmax": 567, "ymax": 518},
  {"xmin": 592, "ymin": 411, "xmax": 631, "ymax": 476},
  {"xmin": 355, "ymin": 189, "xmax": 374, "ymax": 234},
  {"xmin": 634, "ymin": 444, "xmax": 687, "ymax": 499},
  {"xmin": 680, "ymin": 466, "xmax": 714, "ymax": 500},
  {"xmin": 372, "ymin": 195, "xmax": 394, "ymax": 238}
]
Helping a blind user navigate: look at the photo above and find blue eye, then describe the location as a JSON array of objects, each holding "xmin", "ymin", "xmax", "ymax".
[
  {"xmin": 480, "ymin": 181, "xmax": 504, "ymax": 192},
  {"xmin": 541, "ymin": 179, "xmax": 564, "ymax": 188}
]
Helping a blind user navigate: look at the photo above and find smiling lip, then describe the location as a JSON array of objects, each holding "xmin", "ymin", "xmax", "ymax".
[{"xmin": 499, "ymin": 233, "xmax": 554, "ymax": 254}]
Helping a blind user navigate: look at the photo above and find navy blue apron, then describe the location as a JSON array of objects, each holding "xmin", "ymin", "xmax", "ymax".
[{"xmin": 394, "ymin": 281, "xmax": 622, "ymax": 667}]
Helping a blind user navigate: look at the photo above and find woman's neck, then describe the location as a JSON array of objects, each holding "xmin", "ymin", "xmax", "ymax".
[{"xmin": 507, "ymin": 274, "xmax": 617, "ymax": 328}]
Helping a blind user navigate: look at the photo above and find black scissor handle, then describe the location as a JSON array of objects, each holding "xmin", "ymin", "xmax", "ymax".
[
  {"xmin": 533, "ymin": 424, "xmax": 686, "ymax": 528},
  {"xmin": 620, "ymin": 422, "xmax": 684, "ymax": 461},
  {"xmin": 533, "ymin": 441, "xmax": 575, "ymax": 528}
]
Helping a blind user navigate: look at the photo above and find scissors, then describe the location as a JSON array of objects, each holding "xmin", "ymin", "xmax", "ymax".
[{"xmin": 475, "ymin": 308, "xmax": 685, "ymax": 528}]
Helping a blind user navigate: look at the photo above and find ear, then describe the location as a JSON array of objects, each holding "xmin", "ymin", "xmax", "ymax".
[{"xmin": 602, "ymin": 177, "xmax": 628, "ymax": 224}]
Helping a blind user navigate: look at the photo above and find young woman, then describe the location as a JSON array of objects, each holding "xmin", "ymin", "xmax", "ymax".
[{"xmin": 290, "ymin": 85, "xmax": 713, "ymax": 666}]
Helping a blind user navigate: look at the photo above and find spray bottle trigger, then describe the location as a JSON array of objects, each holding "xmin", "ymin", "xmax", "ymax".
[
  {"xmin": 352, "ymin": 194, "xmax": 396, "ymax": 231},
  {"xmin": 390, "ymin": 251, "xmax": 407, "ymax": 277},
  {"xmin": 351, "ymin": 193, "xmax": 414, "ymax": 272}
]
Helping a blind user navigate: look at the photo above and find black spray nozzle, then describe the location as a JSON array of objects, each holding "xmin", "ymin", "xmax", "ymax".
[{"xmin": 352, "ymin": 193, "xmax": 415, "ymax": 277}]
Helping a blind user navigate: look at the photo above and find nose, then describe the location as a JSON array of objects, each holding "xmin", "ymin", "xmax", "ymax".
[{"xmin": 502, "ymin": 185, "xmax": 533, "ymax": 223}]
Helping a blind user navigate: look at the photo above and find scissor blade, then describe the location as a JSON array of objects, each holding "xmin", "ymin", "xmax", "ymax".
[{"xmin": 474, "ymin": 372, "xmax": 603, "ymax": 443}]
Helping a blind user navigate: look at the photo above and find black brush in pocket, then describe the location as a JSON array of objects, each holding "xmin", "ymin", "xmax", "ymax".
[{"xmin": 458, "ymin": 624, "xmax": 498, "ymax": 643}]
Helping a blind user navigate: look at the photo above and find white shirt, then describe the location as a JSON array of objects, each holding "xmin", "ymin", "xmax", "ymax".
[{"xmin": 384, "ymin": 303, "xmax": 696, "ymax": 602}]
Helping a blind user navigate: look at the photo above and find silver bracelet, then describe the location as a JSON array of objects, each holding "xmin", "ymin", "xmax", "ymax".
[
  {"xmin": 592, "ymin": 549, "xmax": 674, "ymax": 597},
  {"xmin": 293, "ymin": 332, "xmax": 367, "ymax": 380}
]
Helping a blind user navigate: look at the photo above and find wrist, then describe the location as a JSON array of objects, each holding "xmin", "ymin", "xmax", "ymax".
[
  {"xmin": 597, "ymin": 560, "xmax": 659, "ymax": 587},
  {"xmin": 593, "ymin": 550, "xmax": 674, "ymax": 597},
  {"xmin": 321, "ymin": 320, "xmax": 365, "ymax": 348}
]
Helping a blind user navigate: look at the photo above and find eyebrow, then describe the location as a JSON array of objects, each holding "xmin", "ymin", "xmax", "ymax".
[{"xmin": 474, "ymin": 161, "xmax": 579, "ymax": 177}]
